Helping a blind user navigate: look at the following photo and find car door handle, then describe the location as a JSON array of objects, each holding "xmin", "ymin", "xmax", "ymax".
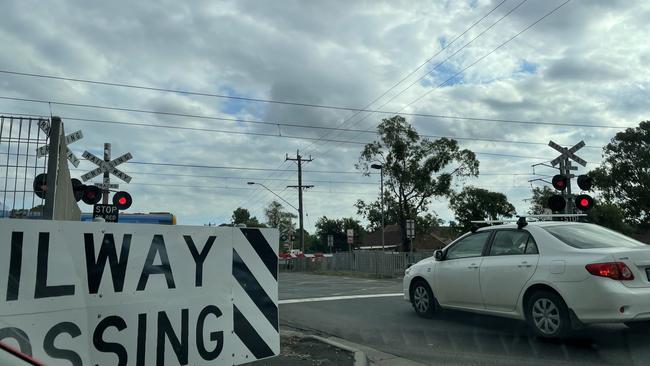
[
  {"xmin": 467, "ymin": 264, "xmax": 479, "ymax": 269},
  {"xmin": 518, "ymin": 261, "xmax": 532, "ymax": 268}
]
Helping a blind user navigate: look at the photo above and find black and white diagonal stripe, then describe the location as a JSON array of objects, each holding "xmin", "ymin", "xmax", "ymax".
[{"xmin": 232, "ymin": 228, "xmax": 279, "ymax": 363}]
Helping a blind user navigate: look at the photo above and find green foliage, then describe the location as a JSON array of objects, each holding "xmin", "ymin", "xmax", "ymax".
[
  {"xmin": 231, "ymin": 207, "xmax": 265, "ymax": 227},
  {"xmin": 356, "ymin": 115, "xmax": 479, "ymax": 250},
  {"xmin": 264, "ymin": 200, "xmax": 297, "ymax": 229},
  {"xmin": 587, "ymin": 203, "xmax": 634, "ymax": 234},
  {"xmin": 354, "ymin": 192, "xmax": 399, "ymax": 231},
  {"xmin": 589, "ymin": 121, "xmax": 650, "ymax": 226},
  {"xmin": 314, "ymin": 216, "xmax": 365, "ymax": 252},
  {"xmin": 449, "ymin": 186, "xmax": 515, "ymax": 229},
  {"xmin": 528, "ymin": 186, "xmax": 556, "ymax": 214}
]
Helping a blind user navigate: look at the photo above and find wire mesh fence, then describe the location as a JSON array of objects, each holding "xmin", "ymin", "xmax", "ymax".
[
  {"xmin": 281, "ymin": 250, "xmax": 436, "ymax": 277},
  {"xmin": 0, "ymin": 115, "xmax": 50, "ymax": 218}
]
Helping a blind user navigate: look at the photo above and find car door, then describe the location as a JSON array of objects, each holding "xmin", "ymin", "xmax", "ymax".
[
  {"xmin": 434, "ymin": 231, "xmax": 492, "ymax": 309},
  {"xmin": 479, "ymin": 230, "xmax": 540, "ymax": 312}
]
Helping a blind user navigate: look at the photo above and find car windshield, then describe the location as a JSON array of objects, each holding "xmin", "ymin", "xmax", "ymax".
[{"xmin": 543, "ymin": 224, "xmax": 647, "ymax": 249}]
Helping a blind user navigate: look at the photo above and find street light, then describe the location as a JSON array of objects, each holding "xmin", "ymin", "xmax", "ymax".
[
  {"xmin": 247, "ymin": 182, "xmax": 299, "ymax": 212},
  {"xmin": 370, "ymin": 164, "xmax": 384, "ymax": 252}
]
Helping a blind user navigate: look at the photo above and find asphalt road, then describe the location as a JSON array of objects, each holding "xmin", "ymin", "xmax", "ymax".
[{"xmin": 279, "ymin": 272, "xmax": 650, "ymax": 366}]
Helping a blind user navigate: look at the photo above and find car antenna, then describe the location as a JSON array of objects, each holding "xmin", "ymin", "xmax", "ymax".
[{"xmin": 517, "ymin": 216, "xmax": 528, "ymax": 230}]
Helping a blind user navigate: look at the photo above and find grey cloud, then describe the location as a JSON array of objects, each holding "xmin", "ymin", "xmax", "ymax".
[{"xmin": 544, "ymin": 58, "xmax": 626, "ymax": 82}]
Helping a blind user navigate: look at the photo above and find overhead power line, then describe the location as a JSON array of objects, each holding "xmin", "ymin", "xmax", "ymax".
[
  {"xmin": 0, "ymin": 112, "xmax": 606, "ymax": 150},
  {"xmin": 100, "ymin": 152, "xmax": 597, "ymax": 175},
  {"xmin": 402, "ymin": 0, "xmax": 572, "ymax": 111},
  {"xmin": 129, "ymin": 182, "xmax": 533, "ymax": 192},
  {"xmin": 69, "ymin": 168, "xmax": 548, "ymax": 181},
  {"xmin": 0, "ymin": 84, "xmax": 629, "ymax": 131},
  {"xmin": 311, "ymin": 0, "xmax": 574, "ymax": 156},
  {"xmin": 308, "ymin": 0, "xmax": 529, "ymax": 152},
  {"xmin": 300, "ymin": 0, "xmax": 510, "ymax": 150}
]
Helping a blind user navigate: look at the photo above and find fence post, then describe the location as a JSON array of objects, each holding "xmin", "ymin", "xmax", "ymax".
[{"xmin": 43, "ymin": 117, "xmax": 62, "ymax": 219}]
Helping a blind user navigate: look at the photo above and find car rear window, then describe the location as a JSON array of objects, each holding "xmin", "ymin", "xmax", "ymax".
[{"xmin": 543, "ymin": 224, "xmax": 647, "ymax": 249}]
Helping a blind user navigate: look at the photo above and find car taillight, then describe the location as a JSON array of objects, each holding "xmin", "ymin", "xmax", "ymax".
[{"xmin": 585, "ymin": 262, "xmax": 635, "ymax": 280}]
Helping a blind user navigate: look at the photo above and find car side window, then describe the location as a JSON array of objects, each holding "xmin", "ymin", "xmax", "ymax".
[
  {"xmin": 525, "ymin": 235, "xmax": 539, "ymax": 254},
  {"xmin": 446, "ymin": 231, "xmax": 491, "ymax": 260},
  {"xmin": 490, "ymin": 231, "xmax": 533, "ymax": 256}
]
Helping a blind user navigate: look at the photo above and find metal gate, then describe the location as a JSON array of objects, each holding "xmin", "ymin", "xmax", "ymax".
[{"xmin": 0, "ymin": 115, "xmax": 50, "ymax": 218}]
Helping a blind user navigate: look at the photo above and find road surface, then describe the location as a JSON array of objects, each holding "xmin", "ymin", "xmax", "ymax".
[{"xmin": 279, "ymin": 272, "xmax": 650, "ymax": 366}]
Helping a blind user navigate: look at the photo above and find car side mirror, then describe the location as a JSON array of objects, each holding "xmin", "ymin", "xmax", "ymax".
[{"xmin": 434, "ymin": 250, "xmax": 444, "ymax": 261}]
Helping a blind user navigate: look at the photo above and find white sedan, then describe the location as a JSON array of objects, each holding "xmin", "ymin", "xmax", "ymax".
[{"xmin": 403, "ymin": 221, "xmax": 650, "ymax": 338}]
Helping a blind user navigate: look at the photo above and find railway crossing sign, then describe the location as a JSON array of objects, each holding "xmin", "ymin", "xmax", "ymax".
[
  {"xmin": 35, "ymin": 119, "xmax": 84, "ymax": 167},
  {"xmin": 93, "ymin": 204, "xmax": 119, "ymax": 222},
  {"xmin": 81, "ymin": 150, "xmax": 133, "ymax": 183},
  {"xmin": 549, "ymin": 140, "xmax": 587, "ymax": 167}
]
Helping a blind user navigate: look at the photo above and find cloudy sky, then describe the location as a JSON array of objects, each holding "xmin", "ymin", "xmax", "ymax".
[{"xmin": 0, "ymin": 0, "xmax": 648, "ymax": 231}]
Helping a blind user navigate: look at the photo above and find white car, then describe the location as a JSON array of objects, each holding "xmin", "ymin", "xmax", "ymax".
[{"xmin": 403, "ymin": 221, "xmax": 650, "ymax": 338}]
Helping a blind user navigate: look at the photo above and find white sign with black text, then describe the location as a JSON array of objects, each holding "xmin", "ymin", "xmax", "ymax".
[{"xmin": 0, "ymin": 220, "xmax": 279, "ymax": 365}]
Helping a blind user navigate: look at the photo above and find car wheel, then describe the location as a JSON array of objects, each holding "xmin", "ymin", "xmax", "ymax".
[
  {"xmin": 411, "ymin": 280, "xmax": 437, "ymax": 318},
  {"xmin": 526, "ymin": 291, "xmax": 571, "ymax": 339},
  {"xmin": 625, "ymin": 321, "xmax": 650, "ymax": 331}
]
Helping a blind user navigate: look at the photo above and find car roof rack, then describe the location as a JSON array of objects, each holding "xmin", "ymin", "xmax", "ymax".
[{"xmin": 470, "ymin": 214, "xmax": 588, "ymax": 231}]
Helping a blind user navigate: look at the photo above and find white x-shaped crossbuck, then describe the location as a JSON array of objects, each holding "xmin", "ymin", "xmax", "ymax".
[
  {"xmin": 80, "ymin": 151, "xmax": 133, "ymax": 183},
  {"xmin": 549, "ymin": 140, "xmax": 587, "ymax": 167},
  {"xmin": 35, "ymin": 119, "xmax": 84, "ymax": 167}
]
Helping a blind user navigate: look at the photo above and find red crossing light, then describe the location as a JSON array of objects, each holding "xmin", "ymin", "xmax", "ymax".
[
  {"xmin": 547, "ymin": 195, "xmax": 566, "ymax": 212},
  {"xmin": 552, "ymin": 175, "xmax": 568, "ymax": 191},
  {"xmin": 82, "ymin": 186, "xmax": 102, "ymax": 205},
  {"xmin": 575, "ymin": 194, "xmax": 594, "ymax": 211},
  {"xmin": 113, "ymin": 191, "xmax": 132, "ymax": 210}
]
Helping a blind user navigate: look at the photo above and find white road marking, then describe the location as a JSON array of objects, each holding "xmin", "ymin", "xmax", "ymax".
[{"xmin": 279, "ymin": 293, "xmax": 404, "ymax": 304}]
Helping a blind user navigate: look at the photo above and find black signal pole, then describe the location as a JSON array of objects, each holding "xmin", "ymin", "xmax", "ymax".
[{"xmin": 286, "ymin": 150, "xmax": 313, "ymax": 254}]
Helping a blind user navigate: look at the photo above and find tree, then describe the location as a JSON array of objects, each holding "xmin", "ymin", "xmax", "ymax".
[
  {"xmin": 354, "ymin": 192, "xmax": 400, "ymax": 231},
  {"xmin": 264, "ymin": 200, "xmax": 297, "ymax": 230},
  {"xmin": 528, "ymin": 186, "xmax": 556, "ymax": 214},
  {"xmin": 230, "ymin": 207, "xmax": 265, "ymax": 227},
  {"xmin": 449, "ymin": 186, "xmax": 515, "ymax": 229},
  {"xmin": 589, "ymin": 121, "xmax": 650, "ymax": 227},
  {"xmin": 357, "ymin": 115, "xmax": 479, "ymax": 251},
  {"xmin": 587, "ymin": 203, "xmax": 633, "ymax": 234},
  {"xmin": 314, "ymin": 216, "xmax": 365, "ymax": 252}
]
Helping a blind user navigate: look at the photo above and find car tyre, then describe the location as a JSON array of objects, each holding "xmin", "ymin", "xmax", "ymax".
[
  {"xmin": 624, "ymin": 321, "xmax": 650, "ymax": 331},
  {"xmin": 411, "ymin": 280, "xmax": 437, "ymax": 318},
  {"xmin": 526, "ymin": 290, "xmax": 571, "ymax": 339}
]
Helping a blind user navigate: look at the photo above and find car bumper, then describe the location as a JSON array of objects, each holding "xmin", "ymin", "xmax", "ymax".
[
  {"xmin": 403, "ymin": 272, "xmax": 414, "ymax": 302},
  {"xmin": 556, "ymin": 278, "xmax": 650, "ymax": 323}
]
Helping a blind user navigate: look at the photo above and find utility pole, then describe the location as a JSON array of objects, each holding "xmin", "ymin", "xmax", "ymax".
[{"xmin": 286, "ymin": 150, "xmax": 313, "ymax": 254}]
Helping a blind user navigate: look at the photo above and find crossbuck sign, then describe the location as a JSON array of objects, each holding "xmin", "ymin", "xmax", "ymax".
[
  {"xmin": 35, "ymin": 119, "xmax": 84, "ymax": 167},
  {"xmin": 81, "ymin": 150, "xmax": 133, "ymax": 184},
  {"xmin": 549, "ymin": 140, "xmax": 587, "ymax": 167}
]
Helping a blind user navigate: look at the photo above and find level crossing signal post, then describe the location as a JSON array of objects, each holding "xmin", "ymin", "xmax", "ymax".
[
  {"xmin": 546, "ymin": 140, "xmax": 594, "ymax": 215},
  {"xmin": 80, "ymin": 143, "xmax": 134, "ymax": 221}
]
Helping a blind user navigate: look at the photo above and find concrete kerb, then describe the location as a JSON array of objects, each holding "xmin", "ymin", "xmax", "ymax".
[
  {"xmin": 281, "ymin": 329, "xmax": 367, "ymax": 366},
  {"xmin": 281, "ymin": 328, "xmax": 426, "ymax": 366}
]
